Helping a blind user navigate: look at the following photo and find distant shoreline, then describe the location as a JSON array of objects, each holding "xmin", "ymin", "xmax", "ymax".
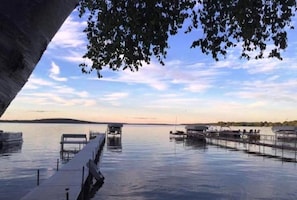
[
  {"xmin": 0, "ymin": 118, "xmax": 176, "ymax": 126},
  {"xmin": 0, "ymin": 118, "xmax": 295, "ymax": 127}
]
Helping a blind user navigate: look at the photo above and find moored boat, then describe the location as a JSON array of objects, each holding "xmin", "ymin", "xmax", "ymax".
[
  {"xmin": 107, "ymin": 123, "xmax": 123, "ymax": 135},
  {"xmin": 218, "ymin": 126, "xmax": 241, "ymax": 138},
  {"xmin": 218, "ymin": 127, "xmax": 260, "ymax": 140},
  {"xmin": 272, "ymin": 126, "xmax": 297, "ymax": 141},
  {"xmin": 169, "ymin": 130, "xmax": 186, "ymax": 136},
  {"xmin": 185, "ymin": 125, "xmax": 208, "ymax": 142}
]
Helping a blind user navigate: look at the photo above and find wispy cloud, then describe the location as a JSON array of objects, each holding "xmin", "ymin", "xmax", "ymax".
[
  {"xmin": 45, "ymin": 14, "xmax": 88, "ymax": 66},
  {"xmin": 100, "ymin": 92, "xmax": 129, "ymax": 106},
  {"xmin": 226, "ymin": 78, "xmax": 297, "ymax": 103},
  {"xmin": 23, "ymin": 75, "xmax": 56, "ymax": 90},
  {"xmin": 50, "ymin": 16, "xmax": 86, "ymax": 49},
  {"xmin": 49, "ymin": 62, "xmax": 68, "ymax": 81},
  {"xmin": 99, "ymin": 60, "xmax": 220, "ymax": 93}
]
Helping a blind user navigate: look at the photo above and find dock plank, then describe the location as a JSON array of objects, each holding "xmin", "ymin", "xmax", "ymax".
[{"xmin": 21, "ymin": 134, "xmax": 105, "ymax": 200}]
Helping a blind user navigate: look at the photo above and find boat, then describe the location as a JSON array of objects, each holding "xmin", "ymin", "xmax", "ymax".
[
  {"xmin": 218, "ymin": 126, "xmax": 242, "ymax": 138},
  {"xmin": 169, "ymin": 130, "xmax": 186, "ymax": 141},
  {"xmin": 169, "ymin": 130, "xmax": 186, "ymax": 136},
  {"xmin": 0, "ymin": 130, "xmax": 23, "ymax": 148},
  {"xmin": 107, "ymin": 123, "xmax": 123, "ymax": 135},
  {"xmin": 185, "ymin": 125, "xmax": 208, "ymax": 142},
  {"xmin": 272, "ymin": 126, "xmax": 297, "ymax": 141}
]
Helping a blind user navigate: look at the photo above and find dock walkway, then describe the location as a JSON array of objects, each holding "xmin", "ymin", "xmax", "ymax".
[{"xmin": 21, "ymin": 134, "xmax": 105, "ymax": 200}]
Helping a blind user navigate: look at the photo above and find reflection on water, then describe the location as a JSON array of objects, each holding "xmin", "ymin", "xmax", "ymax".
[
  {"xmin": 170, "ymin": 136, "xmax": 207, "ymax": 150},
  {"xmin": 0, "ymin": 143, "xmax": 22, "ymax": 155},
  {"xmin": 0, "ymin": 123, "xmax": 108, "ymax": 200},
  {"xmin": 184, "ymin": 138, "xmax": 207, "ymax": 150},
  {"xmin": 169, "ymin": 135, "xmax": 185, "ymax": 144},
  {"xmin": 96, "ymin": 125, "xmax": 297, "ymax": 200},
  {"xmin": 1, "ymin": 124, "xmax": 297, "ymax": 200},
  {"xmin": 107, "ymin": 135, "xmax": 122, "ymax": 152}
]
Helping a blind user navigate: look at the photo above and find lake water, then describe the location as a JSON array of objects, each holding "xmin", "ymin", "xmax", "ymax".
[{"xmin": 1, "ymin": 123, "xmax": 297, "ymax": 200}]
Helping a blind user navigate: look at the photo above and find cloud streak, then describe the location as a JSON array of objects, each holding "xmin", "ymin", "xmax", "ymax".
[
  {"xmin": 50, "ymin": 15, "xmax": 86, "ymax": 49},
  {"xmin": 49, "ymin": 62, "xmax": 68, "ymax": 82}
]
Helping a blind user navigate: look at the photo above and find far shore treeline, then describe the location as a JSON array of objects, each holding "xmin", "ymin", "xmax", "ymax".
[
  {"xmin": 0, "ymin": 118, "xmax": 297, "ymax": 127},
  {"xmin": 216, "ymin": 121, "xmax": 297, "ymax": 127}
]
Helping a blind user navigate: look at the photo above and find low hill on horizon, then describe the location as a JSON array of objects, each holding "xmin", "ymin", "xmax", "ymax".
[{"xmin": 0, "ymin": 118, "xmax": 105, "ymax": 124}]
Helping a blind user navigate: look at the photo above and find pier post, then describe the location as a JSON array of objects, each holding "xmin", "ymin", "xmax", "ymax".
[
  {"xmin": 274, "ymin": 138, "xmax": 277, "ymax": 157},
  {"xmin": 37, "ymin": 169, "xmax": 40, "ymax": 186},
  {"xmin": 294, "ymin": 139, "xmax": 297, "ymax": 162},
  {"xmin": 57, "ymin": 159, "xmax": 60, "ymax": 171},
  {"xmin": 282, "ymin": 144, "xmax": 284, "ymax": 161},
  {"xmin": 81, "ymin": 166, "xmax": 85, "ymax": 200},
  {"xmin": 65, "ymin": 188, "xmax": 69, "ymax": 200}
]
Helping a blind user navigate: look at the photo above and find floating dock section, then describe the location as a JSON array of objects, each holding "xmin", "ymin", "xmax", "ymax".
[{"xmin": 21, "ymin": 134, "xmax": 105, "ymax": 200}]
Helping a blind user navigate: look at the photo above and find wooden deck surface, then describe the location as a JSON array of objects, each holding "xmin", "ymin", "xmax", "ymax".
[{"xmin": 21, "ymin": 134, "xmax": 105, "ymax": 200}]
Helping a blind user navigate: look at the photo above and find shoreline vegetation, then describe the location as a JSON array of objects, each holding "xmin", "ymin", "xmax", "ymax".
[{"xmin": 0, "ymin": 118, "xmax": 297, "ymax": 127}]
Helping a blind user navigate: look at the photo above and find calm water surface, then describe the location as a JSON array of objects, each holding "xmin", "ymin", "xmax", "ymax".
[{"xmin": 0, "ymin": 123, "xmax": 296, "ymax": 200}]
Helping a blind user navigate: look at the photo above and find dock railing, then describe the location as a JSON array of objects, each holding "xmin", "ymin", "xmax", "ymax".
[
  {"xmin": 60, "ymin": 134, "xmax": 88, "ymax": 162},
  {"xmin": 205, "ymin": 134, "xmax": 297, "ymax": 162}
]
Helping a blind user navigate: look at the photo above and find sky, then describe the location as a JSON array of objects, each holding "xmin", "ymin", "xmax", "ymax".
[{"xmin": 2, "ymin": 9, "xmax": 297, "ymax": 124}]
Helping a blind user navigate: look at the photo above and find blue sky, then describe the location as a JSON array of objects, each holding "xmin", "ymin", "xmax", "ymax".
[{"xmin": 2, "ymin": 9, "xmax": 297, "ymax": 124}]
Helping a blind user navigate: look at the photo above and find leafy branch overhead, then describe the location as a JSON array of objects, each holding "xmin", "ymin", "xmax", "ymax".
[{"xmin": 78, "ymin": 0, "xmax": 296, "ymax": 77}]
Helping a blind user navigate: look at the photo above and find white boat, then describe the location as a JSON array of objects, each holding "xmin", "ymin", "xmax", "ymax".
[
  {"xmin": 272, "ymin": 126, "xmax": 297, "ymax": 141},
  {"xmin": 0, "ymin": 130, "xmax": 23, "ymax": 147}
]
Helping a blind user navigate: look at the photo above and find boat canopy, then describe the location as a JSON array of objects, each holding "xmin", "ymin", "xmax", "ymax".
[{"xmin": 185, "ymin": 125, "xmax": 208, "ymax": 131}]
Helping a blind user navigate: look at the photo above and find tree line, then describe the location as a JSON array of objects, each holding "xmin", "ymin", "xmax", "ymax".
[{"xmin": 217, "ymin": 121, "xmax": 297, "ymax": 127}]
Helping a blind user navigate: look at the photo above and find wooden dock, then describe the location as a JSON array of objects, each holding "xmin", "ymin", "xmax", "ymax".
[
  {"xmin": 205, "ymin": 135, "xmax": 297, "ymax": 162},
  {"xmin": 21, "ymin": 134, "xmax": 105, "ymax": 200}
]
